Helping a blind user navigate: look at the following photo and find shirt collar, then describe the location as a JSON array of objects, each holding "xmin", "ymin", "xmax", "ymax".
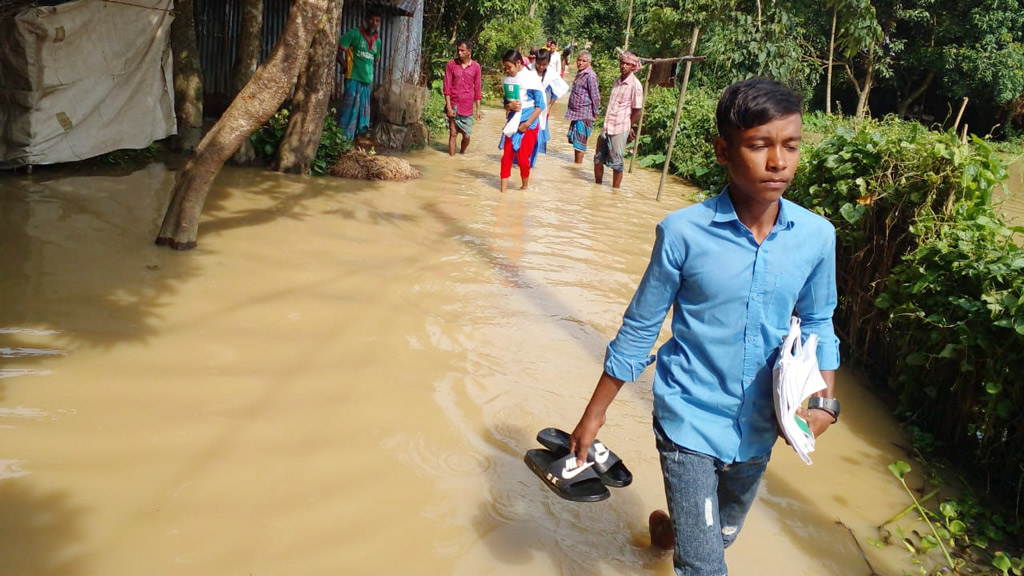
[{"xmin": 711, "ymin": 186, "xmax": 793, "ymax": 230}]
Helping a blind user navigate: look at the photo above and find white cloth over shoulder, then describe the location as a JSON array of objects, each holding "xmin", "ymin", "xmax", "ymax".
[
  {"xmin": 773, "ymin": 316, "xmax": 828, "ymax": 465},
  {"xmin": 538, "ymin": 70, "xmax": 570, "ymax": 131},
  {"xmin": 501, "ymin": 69, "xmax": 545, "ymax": 137}
]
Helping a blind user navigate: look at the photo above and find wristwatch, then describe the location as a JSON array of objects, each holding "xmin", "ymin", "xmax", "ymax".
[{"xmin": 807, "ymin": 396, "xmax": 840, "ymax": 423}]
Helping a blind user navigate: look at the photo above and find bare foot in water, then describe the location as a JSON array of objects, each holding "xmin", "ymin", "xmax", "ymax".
[{"xmin": 649, "ymin": 510, "xmax": 675, "ymax": 551}]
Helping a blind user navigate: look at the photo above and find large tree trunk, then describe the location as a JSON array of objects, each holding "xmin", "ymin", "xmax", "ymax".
[
  {"xmin": 231, "ymin": 0, "xmax": 264, "ymax": 164},
  {"xmin": 276, "ymin": 0, "xmax": 343, "ymax": 173},
  {"xmin": 171, "ymin": 0, "xmax": 204, "ymax": 152},
  {"xmin": 232, "ymin": 0, "xmax": 264, "ymax": 97},
  {"xmin": 156, "ymin": 0, "xmax": 331, "ymax": 250}
]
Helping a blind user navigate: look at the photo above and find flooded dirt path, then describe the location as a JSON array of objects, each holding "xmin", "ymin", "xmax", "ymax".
[{"xmin": 3, "ymin": 107, "xmax": 1019, "ymax": 576}]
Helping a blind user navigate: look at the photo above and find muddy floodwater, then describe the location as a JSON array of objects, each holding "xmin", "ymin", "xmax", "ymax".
[{"xmin": 2, "ymin": 108, "xmax": 1023, "ymax": 576}]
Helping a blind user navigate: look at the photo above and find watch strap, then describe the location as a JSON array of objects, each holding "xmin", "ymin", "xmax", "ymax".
[{"xmin": 807, "ymin": 396, "xmax": 840, "ymax": 423}]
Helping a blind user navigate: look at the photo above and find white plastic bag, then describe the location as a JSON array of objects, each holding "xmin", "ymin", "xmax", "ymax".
[{"xmin": 773, "ymin": 317, "xmax": 828, "ymax": 464}]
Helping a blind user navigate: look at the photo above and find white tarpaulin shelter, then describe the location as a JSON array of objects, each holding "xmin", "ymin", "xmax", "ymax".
[{"xmin": 0, "ymin": 0, "xmax": 176, "ymax": 168}]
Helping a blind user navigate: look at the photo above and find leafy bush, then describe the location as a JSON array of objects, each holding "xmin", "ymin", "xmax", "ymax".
[
  {"xmin": 249, "ymin": 107, "xmax": 353, "ymax": 176},
  {"xmin": 98, "ymin": 144, "xmax": 161, "ymax": 168},
  {"xmin": 312, "ymin": 110, "xmax": 354, "ymax": 174},
  {"xmin": 881, "ymin": 205, "xmax": 1024, "ymax": 497},
  {"xmin": 635, "ymin": 84, "xmax": 724, "ymax": 193},
  {"xmin": 422, "ymin": 79, "xmax": 449, "ymax": 141},
  {"xmin": 788, "ymin": 115, "xmax": 1024, "ymax": 507}
]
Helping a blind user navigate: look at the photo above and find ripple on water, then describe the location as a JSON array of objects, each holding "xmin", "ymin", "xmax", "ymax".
[
  {"xmin": 0, "ymin": 369, "xmax": 54, "ymax": 379},
  {"xmin": 0, "ymin": 406, "xmax": 59, "ymax": 420},
  {"xmin": 0, "ymin": 459, "xmax": 29, "ymax": 479},
  {"xmin": 0, "ymin": 347, "xmax": 65, "ymax": 358},
  {"xmin": 0, "ymin": 328, "xmax": 64, "ymax": 336},
  {"xmin": 383, "ymin": 433, "xmax": 493, "ymax": 479},
  {"xmin": 439, "ymin": 451, "xmax": 492, "ymax": 476}
]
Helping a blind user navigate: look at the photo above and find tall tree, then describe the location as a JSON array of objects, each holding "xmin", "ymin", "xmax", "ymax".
[
  {"xmin": 276, "ymin": 0, "xmax": 343, "ymax": 173},
  {"xmin": 834, "ymin": 0, "xmax": 883, "ymax": 117},
  {"xmin": 908, "ymin": 0, "xmax": 1024, "ymax": 134},
  {"xmin": 170, "ymin": 0, "xmax": 204, "ymax": 152},
  {"xmin": 230, "ymin": 0, "xmax": 264, "ymax": 164},
  {"xmin": 156, "ymin": 0, "xmax": 331, "ymax": 250}
]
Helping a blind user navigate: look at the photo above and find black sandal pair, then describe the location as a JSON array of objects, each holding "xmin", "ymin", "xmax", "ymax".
[{"xmin": 524, "ymin": 427, "xmax": 633, "ymax": 502}]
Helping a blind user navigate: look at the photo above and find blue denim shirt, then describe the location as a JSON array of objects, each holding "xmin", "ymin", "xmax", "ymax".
[{"xmin": 604, "ymin": 189, "xmax": 841, "ymax": 463}]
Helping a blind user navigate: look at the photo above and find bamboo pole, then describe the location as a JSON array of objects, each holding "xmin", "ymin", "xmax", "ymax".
[
  {"xmin": 656, "ymin": 27, "xmax": 700, "ymax": 202},
  {"xmin": 628, "ymin": 65, "xmax": 653, "ymax": 173},
  {"xmin": 624, "ymin": 0, "xmax": 634, "ymax": 50},
  {"xmin": 953, "ymin": 97, "xmax": 968, "ymax": 133}
]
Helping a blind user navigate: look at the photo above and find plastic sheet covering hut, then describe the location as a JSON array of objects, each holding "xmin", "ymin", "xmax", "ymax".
[{"xmin": 0, "ymin": 0, "xmax": 176, "ymax": 168}]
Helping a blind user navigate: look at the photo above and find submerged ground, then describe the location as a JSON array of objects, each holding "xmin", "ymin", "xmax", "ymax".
[{"xmin": 1, "ymin": 108, "xmax": 1022, "ymax": 575}]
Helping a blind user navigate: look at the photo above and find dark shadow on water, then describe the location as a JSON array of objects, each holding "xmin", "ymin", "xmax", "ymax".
[
  {"xmin": 0, "ymin": 478, "xmax": 85, "ymax": 576},
  {"xmin": 0, "ymin": 161, "xmax": 420, "ymax": 360},
  {"xmin": 0, "ymin": 163, "xmax": 203, "ymax": 353},
  {"xmin": 460, "ymin": 168, "xmax": 503, "ymax": 190}
]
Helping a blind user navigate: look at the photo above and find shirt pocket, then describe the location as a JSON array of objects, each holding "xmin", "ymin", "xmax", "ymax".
[{"xmin": 766, "ymin": 272, "xmax": 804, "ymax": 324}]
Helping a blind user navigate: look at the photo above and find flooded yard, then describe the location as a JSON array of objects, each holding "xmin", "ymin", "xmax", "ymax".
[{"xmin": 1, "ymin": 108, "xmax": 1018, "ymax": 576}]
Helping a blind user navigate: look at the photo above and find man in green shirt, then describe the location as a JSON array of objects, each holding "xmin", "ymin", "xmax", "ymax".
[{"xmin": 337, "ymin": 12, "xmax": 382, "ymax": 142}]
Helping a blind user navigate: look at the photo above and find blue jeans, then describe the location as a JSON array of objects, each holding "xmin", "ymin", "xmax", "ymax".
[{"xmin": 655, "ymin": 420, "xmax": 769, "ymax": 576}]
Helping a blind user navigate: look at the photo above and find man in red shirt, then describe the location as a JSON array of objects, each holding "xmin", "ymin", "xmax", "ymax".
[{"xmin": 442, "ymin": 40, "xmax": 483, "ymax": 156}]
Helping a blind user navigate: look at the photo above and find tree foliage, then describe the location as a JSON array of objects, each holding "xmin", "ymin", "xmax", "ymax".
[{"xmin": 422, "ymin": 0, "xmax": 539, "ymax": 78}]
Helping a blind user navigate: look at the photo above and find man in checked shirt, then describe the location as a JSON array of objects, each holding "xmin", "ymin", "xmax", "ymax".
[
  {"xmin": 564, "ymin": 50, "xmax": 602, "ymax": 165},
  {"xmin": 593, "ymin": 51, "xmax": 643, "ymax": 188}
]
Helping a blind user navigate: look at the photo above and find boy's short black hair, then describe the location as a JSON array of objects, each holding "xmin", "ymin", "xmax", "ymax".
[
  {"xmin": 456, "ymin": 39, "xmax": 473, "ymax": 51},
  {"xmin": 716, "ymin": 77, "xmax": 803, "ymax": 141},
  {"xmin": 365, "ymin": 9, "xmax": 382, "ymax": 20}
]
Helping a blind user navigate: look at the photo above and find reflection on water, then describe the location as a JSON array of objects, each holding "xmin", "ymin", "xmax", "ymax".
[{"xmin": 0, "ymin": 109, "xmax": 964, "ymax": 575}]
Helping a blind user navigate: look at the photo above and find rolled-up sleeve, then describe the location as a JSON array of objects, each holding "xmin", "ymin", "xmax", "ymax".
[
  {"xmin": 797, "ymin": 227, "xmax": 841, "ymax": 370},
  {"xmin": 442, "ymin": 62, "xmax": 454, "ymax": 96},
  {"xmin": 589, "ymin": 74, "xmax": 602, "ymax": 118},
  {"xmin": 474, "ymin": 65, "xmax": 482, "ymax": 101},
  {"xmin": 604, "ymin": 222, "xmax": 682, "ymax": 381}
]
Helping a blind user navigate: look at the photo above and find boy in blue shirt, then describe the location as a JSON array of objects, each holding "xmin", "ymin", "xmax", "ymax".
[{"xmin": 568, "ymin": 77, "xmax": 841, "ymax": 575}]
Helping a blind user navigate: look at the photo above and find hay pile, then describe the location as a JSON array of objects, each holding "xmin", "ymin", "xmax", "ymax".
[{"xmin": 329, "ymin": 150, "xmax": 420, "ymax": 181}]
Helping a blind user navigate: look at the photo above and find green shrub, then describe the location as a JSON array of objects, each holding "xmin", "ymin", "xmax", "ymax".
[
  {"xmin": 422, "ymin": 79, "xmax": 449, "ymax": 142},
  {"xmin": 249, "ymin": 107, "xmax": 353, "ymax": 176},
  {"xmin": 788, "ymin": 115, "xmax": 1024, "ymax": 507},
  {"xmin": 881, "ymin": 205, "xmax": 1024, "ymax": 498},
  {"xmin": 635, "ymin": 84, "xmax": 724, "ymax": 193}
]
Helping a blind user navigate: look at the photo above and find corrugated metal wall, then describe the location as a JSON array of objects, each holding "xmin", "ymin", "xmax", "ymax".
[{"xmin": 193, "ymin": 0, "xmax": 416, "ymax": 112}]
